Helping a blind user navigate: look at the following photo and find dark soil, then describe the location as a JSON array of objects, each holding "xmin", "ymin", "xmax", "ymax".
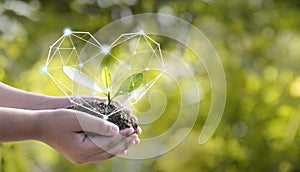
[{"xmin": 68, "ymin": 100, "xmax": 138, "ymax": 133}]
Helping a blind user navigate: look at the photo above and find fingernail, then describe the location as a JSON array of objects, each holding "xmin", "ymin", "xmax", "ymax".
[
  {"xmin": 109, "ymin": 125, "xmax": 119, "ymax": 134},
  {"xmin": 135, "ymin": 138, "xmax": 140, "ymax": 145},
  {"xmin": 138, "ymin": 127, "xmax": 142, "ymax": 134}
]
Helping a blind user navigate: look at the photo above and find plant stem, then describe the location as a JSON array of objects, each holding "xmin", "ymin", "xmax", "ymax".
[{"xmin": 107, "ymin": 92, "xmax": 111, "ymax": 106}]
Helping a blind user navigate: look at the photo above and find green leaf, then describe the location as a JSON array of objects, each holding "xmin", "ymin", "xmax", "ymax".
[
  {"xmin": 102, "ymin": 67, "xmax": 111, "ymax": 89},
  {"xmin": 115, "ymin": 73, "xmax": 143, "ymax": 97},
  {"xmin": 63, "ymin": 66, "xmax": 102, "ymax": 92}
]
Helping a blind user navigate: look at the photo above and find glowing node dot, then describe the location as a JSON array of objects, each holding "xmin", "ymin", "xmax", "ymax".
[
  {"xmin": 63, "ymin": 28, "xmax": 72, "ymax": 36},
  {"xmin": 103, "ymin": 115, "xmax": 108, "ymax": 120},
  {"xmin": 41, "ymin": 66, "xmax": 48, "ymax": 73},
  {"xmin": 72, "ymin": 47, "xmax": 76, "ymax": 50},
  {"xmin": 145, "ymin": 67, "xmax": 150, "ymax": 71},
  {"xmin": 146, "ymin": 83, "xmax": 149, "ymax": 87},
  {"xmin": 101, "ymin": 45, "xmax": 111, "ymax": 55},
  {"xmin": 127, "ymin": 65, "xmax": 132, "ymax": 70},
  {"xmin": 133, "ymin": 51, "xmax": 137, "ymax": 55},
  {"xmin": 138, "ymin": 30, "xmax": 145, "ymax": 35},
  {"xmin": 131, "ymin": 91, "xmax": 139, "ymax": 99},
  {"xmin": 56, "ymin": 47, "xmax": 59, "ymax": 50},
  {"xmin": 79, "ymin": 63, "xmax": 84, "ymax": 68}
]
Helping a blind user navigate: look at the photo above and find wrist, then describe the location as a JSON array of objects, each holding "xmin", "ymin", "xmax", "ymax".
[
  {"xmin": 31, "ymin": 110, "xmax": 52, "ymax": 142},
  {"xmin": 26, "ymin": 110, "xmax": 44, "ymax": 141},
  {"xmin": 0, "ymin": 108, "xmax": 41, "ymax": 142}
]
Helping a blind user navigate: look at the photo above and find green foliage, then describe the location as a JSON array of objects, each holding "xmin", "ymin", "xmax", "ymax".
[
  {"xmin": 115, "ymin": 73, "xmax": 144, "ymax": 97},
  {"xmin": 101, "ymin": 67, "xmax": 143, "ymax": 105},
  {"xmin": 1, "ymin": 0, "xmax": 300, "ymax": 171},
  {"xmin": 102, "ymin": 67, "xmax": 111, "ymax": 89},
  {"xmin": 102, "ymin": 67, "xmax": 112, "ymax": 105}
]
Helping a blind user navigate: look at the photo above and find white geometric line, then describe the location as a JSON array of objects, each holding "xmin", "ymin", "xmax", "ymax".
[
  {"xmin": 46, "ymin": 72, "xmax": 73, "ymax": 97},
  {"xmin": 109, "ymin": 53, "xmax": 128, "ymax": 68},
  {"xmin": 46, "ymin": 36, "xmax": 67, "ymax": 66},
  {"xmin": 131, "ymin": 72, "xmax": 164, "ymax": 105},
  {"xmin": 71, "ymin": 33, "xmax": 101, "ymax": 48},
  {"xmin": 50, "ymin": 34, "xmax": 65, "ymax": 48},
  {"xmin": 110, "ymin": 33, "xmax": 139, "ymax": 48}
]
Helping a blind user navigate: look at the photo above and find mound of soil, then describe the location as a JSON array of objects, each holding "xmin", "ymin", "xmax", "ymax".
[{"xmin": 67, "ymin": 100, "xmax": 138, "ymax": 133}]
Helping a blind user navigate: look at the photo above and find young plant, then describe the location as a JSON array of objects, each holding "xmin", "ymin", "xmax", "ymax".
[
  {"xmin": 102, "ymin": 67, "xmax": 143, "ymax": 106},
  {"xmin": 102, "ymin": 67, "xmax": 112, "ymax": 105},
  {"xmin": 63, "ymin": 65, "xmax": 143, "ymax": 106}
]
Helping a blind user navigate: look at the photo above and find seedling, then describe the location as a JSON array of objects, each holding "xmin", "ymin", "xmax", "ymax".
[
  {"xmin": 63, "ymin": 65, "xmax": 143, "ymax": 106},
  {"xmin": 45, "ymin": 30, "xmax": 164, "ymax": 132},
  {"xmin": 64, "ymin": 65, "xmax": 143, "ymax": 131},
  {"xmin": 101, "ymin": 67, "xmax": 143, "ymax": 106}
]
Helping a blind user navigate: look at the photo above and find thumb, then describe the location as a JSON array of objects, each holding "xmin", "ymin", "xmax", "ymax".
[{"xmin": 73, "ymin": 110, "xmax": 119, "ymax": 136}]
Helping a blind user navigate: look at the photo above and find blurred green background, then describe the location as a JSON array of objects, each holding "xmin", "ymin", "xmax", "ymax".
[{"xmin": 1, "ymin": 0, "xmax": 300, "ymax": 171}]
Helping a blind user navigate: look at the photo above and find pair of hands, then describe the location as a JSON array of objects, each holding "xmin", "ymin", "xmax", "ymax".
[
  {"xmin": 0, "ymin": 82, "xmax": 141, "ymax": 164},
  {"xmin": 37, "ymin": 106, "xmax": 141, "ymax": 164}
]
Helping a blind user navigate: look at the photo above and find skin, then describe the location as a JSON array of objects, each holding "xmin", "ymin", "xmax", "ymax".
[{"xmin": 0, "ymin": 82, "xmax": 141, "ymax": 164}]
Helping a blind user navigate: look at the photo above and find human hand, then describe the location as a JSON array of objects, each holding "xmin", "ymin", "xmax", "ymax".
[
  {"xmin": 68, "ymin": 96, "xmax": 143, "ymax": 134},
  {"xmin": 0, "ymin": 83, "xmax": 142, "ymax": 164},
  {"xmin": 51, "ymin": 96, "xmax": 142, "ymax": 134},
  {"xmin": 34, "ymin": 109, "xmax": 140, "ymax": 164}
]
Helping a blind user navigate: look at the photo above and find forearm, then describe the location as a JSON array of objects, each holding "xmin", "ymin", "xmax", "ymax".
[
  {"xmin": 0, "ymin": 82, "xmax": 70, "ymax": 110},
  {"xmin": 0, "ymin": 107, "xmax": 39, "ymax": 142}
]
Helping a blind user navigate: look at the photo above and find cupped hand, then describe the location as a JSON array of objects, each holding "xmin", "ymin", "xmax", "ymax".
[
  {"xmin": 35, "ymin": 109, "xmax": 140, "ymax": 164},
  {"xmin": 69, "ymin": 96, "xmax": 142, "ymax": 134}
]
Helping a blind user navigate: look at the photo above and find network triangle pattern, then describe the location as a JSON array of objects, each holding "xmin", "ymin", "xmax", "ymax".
[{"xmin": 43, "ymin": 29, "xmax": 166, "ymax": 106}]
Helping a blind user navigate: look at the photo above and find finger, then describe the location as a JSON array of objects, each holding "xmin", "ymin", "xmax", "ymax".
[
  {"xmin": 74, "ymin": 110, "xmax": 119, "ymax": 136},
  {"xmin": 86, "ymin": 151, "xmax": 116, "ymax": 163},
  {"xmin": 130, "ymin": 134, "xmax": 139, "ymax": 145},
  {"xmin": 106, "ymin": 134, "xmax": 137, "ymax": 156},
  {"xmin": 88, "ymin": 146, "xmax": 129, "ymax": 163},
  {"xmin": 95, "ymin": 133, "xmax": 138, "ymax": 153},
  {"xmin": 91, "ymin": 133, "xmax": 128, "ymax": 151},
  {"xmin": 124, "ymin": 108, "xmax": 132, "ymax": 114},
  {"xmin": 86, "ymin": 134, "xmax": 138, "ymax": 162},
  {"xmin": 130, "ymin": 115, "xmax": 138, "ymax": 123},
  {"xmin": 119, "ymin": 128, "xmax": 134, "ymax": 136},
  {"xmin": 136, "ymin": 126, "xmax": 142, "ymax": 135},
  {"xmin": 134, "ymin": 137, "xmax": 140, "ymax": 145}
]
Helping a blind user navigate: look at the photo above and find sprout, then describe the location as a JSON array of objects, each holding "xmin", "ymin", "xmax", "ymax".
[
  {"xmin": 102, "ymin": 67, "xmax": 143, "ymax": 106},
  {"xmin": 102, "ymin": 67, "xmax": 112, "ymax": 105},
  {"xmin": 62, "ymin": 65, "xmax": 144, "ymax": 106}
]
